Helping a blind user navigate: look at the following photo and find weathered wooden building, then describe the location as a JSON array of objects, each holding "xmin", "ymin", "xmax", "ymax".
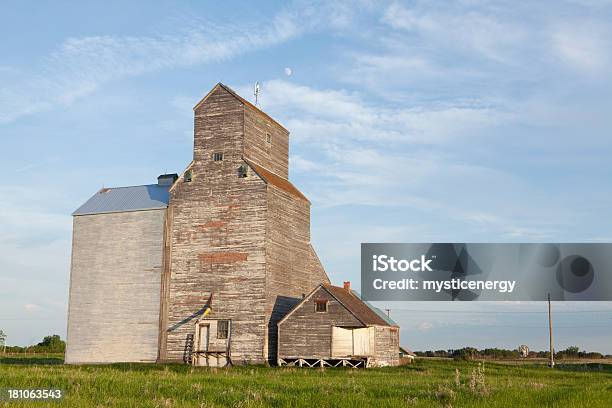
[
  {"xmin": 66, "ymin": 83, "xmax": 400, "ymax": 366},
  {"xmin": 66, "ymin": 180, "xmax": 174, "ymax": 363},
  {"xmin": 277, "ymin": 282, "xmax": 400, "ymax": 367}
]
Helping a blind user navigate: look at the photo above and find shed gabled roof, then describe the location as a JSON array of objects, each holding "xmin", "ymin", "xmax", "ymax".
[
  {"xmin": 244, "ymin": 158, "xmax": 310, "ymax": 203},
  {"xmin": 324, "ymin": 284, "xmax": 398, "ymax": 327},
  {"xmin": 73, "ymin": 184, "xmax": 170, "ymax": 216},
  {"xmin": 278, "ymin": 284, "xmax": 398, "ymax": 327},
  {"xmin": 400, "ymin": 346, "xmax": 415, "ymax": 356}
]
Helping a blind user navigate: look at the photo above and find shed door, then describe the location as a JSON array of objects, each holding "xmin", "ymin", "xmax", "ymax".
[
  {"xmin": 197, "ymin": 324, "xmax": 209, "ymax": 352},
  {"xmin": 353, "ymin": 327, "xmax": 375, "ymax": 355},
  {"xmin": 331, "ymin": 327, "xmax": 353, "ymax": 357}
]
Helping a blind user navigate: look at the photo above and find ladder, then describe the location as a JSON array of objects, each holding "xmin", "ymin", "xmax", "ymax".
[{"xmin": 183, "ymin": 334, "xmax": 194, "ymax": 363}]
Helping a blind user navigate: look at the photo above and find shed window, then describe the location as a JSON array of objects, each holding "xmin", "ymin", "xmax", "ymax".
[
  {"xmin": 315, "ymin": 300, "xmax": 328, "ymax": 313},
  {"xmin": 213, "ymin": 152, "xmax": 223, "ymax": 162},
  {"xmin": 217, "ymin": 320, "xmax": 229, "ymax": 339}
]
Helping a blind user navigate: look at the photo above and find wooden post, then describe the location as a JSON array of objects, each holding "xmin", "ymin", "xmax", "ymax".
[
  {"xmin": 548, "ymin": 293, "xmax": 554, "ymax": 368},
  {"xmin": 226, "ymin": 320, "xmax": 232, "ymax": 367}
]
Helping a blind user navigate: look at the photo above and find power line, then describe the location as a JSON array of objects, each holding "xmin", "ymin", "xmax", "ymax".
[
  {"xmin": 0, "ymin": 318, "xmax": 65, "ymax": 321},
  {"xmin": 431, "ymin": 324, "xmax": 610, "ymax": 329},
  {"xmin": 385, "ymin": 309, "xmax": 612, "ymax": 314}
]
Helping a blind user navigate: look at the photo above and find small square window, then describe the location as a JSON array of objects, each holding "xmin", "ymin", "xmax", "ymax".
[
  {"xmin": 184, "ymin": 169, "xmax": 193, "ymax": 182},
  {"xmin": 238, "ymin": 164, "xmax": 248, "ymax": 178},
  {"xmin": 315, "ymin": 300, "xmax": 328, "ymax": 313},
  {"xmin": 217, "ymin": 320, "xmax": 229, "ymax": 339},
  {"xmin": 266, "ymin": 133, "xmax": 271, "ymax": 144},
  {"xmin": 213, "ymin": 152, "xmax": 223, "ymax": 162}
]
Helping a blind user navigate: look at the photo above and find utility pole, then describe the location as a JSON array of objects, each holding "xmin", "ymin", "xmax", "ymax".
[
  {"xmin": 0, "ymin": 330, "xmax": 6, "ymax": 354},
  {"xmin": 548, "ymin": 293, "xmax": 555, "ymax": 368},
  {"xmin": 384, "ymin": 309, "xmax": 391, "ymax": 318}
]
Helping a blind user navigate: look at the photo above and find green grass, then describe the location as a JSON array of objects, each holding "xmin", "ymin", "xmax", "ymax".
[{"xmin": 0, "ymin": 355, "xmax": 611, "ymax": 407}]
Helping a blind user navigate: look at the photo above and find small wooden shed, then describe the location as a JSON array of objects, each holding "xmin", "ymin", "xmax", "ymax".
[
  {"xmin": 277, "ymin": 282, "xmax": 400, "ymax": 368},
  {"xmin": 399, "ymin": 346, "xmax": 416, "ymax": 364}
]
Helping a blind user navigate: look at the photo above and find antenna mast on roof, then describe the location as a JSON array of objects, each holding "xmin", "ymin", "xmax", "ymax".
[{"xmin": 254, "ymin": 81, "xmax": 261, "ymax": 107}]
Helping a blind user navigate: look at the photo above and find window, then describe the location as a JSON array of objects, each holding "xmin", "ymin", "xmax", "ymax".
[
  {"xmin": 184, "ymin": 169, "xmax": 193, "ymax": 182},
  {"xmin": 238, "ymin": 164, "xmax": 248, "ymax": 178},
  {"xmin": 266, "ymin": 133, "xmax": 272, "ymax": 144},
  {"xmin": 314, "ymin": 299, "xmax": 328, "ymax": 313},
  {"xmin": 213, "ymin": 152, "xmax": 223, "ymax": 162},
  {"xmin": 217, "ymin": 320, "xmax": 229, "ymax": 339}
]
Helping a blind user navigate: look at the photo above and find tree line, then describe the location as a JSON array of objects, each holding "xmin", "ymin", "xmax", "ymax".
[
  {"xmin": 415, "ymin": 346, "xmax": 610, "ymax": 360},
  {"xmin": 3, "ymin": 335, "xmax": 65, "ymax": 353}
]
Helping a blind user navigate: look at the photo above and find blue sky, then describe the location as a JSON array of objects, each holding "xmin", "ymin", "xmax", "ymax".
[{"xmin": 1, "ymin": 0, "xmax": 611, "ymax": 352}]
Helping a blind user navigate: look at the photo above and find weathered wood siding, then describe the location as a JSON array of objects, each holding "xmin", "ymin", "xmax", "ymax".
[
  {"xmin": 243, "ymin": 104, "xmax": 289, "ymax": 179},
  {"xmin": 264, "ymin": 185, "xmax": 330, "ymax": 361},
  {"xmin": 278, "ymin": 286, "xmax": 362, "ymax": 359},
  {"xmin": 160, "ymin": 84, "xmax": 333, "ymax": 365},
  {"xmin": 66, "ymin": 209, "xmax": 165, "ymax": 363},
  {"xmin": 331, "ymin": 326, "xmax": 375, "ymax": 357},
  {"xmin": 373, "ymin": 326, "xmax": 400, "ymax": 367},
  {"xmin": 160, "ymin": 86, "xmax": 269, "ymax": 364}
]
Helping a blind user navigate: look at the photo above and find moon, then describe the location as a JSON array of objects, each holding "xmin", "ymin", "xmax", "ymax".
[{"xmin": 284, "ymin": 67, "xmax": 293, "ymax": 77}]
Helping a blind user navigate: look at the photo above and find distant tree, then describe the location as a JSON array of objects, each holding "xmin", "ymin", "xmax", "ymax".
[
  {"xmin": 413, "ymin": 347, "xmax": 604, "ymax": 360},
  {"xmin": 33, "ymin": 335, "xmax": 65, "ymax": 353},
  {"xmin": 451, "ymin": 347, "xmax": 478, "ymax": 360},
  {"xmin": 565, "ymin": 346, "xmax": 580, "ymax": 356},
  {"xmin": 556, "ymin": 346, "xmax": 581, "ymax": 359},
  {"xmin": 537, "ymin": 351, "xmax": 550, "ymax": 358}
]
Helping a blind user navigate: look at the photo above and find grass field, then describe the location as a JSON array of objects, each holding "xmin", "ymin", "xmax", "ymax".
[{"xmin": 1, "ymin": 355, "xmax": 611, "ymax": 407}]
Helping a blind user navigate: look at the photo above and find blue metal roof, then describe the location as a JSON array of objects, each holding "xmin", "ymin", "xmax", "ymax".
[
  {"xmin": 73, "ymin": 184, "xmax": 170, "ymax": 216},
  {"xmin": 351, "ymin": 290, "xmax": 398, "ymax": 326}
]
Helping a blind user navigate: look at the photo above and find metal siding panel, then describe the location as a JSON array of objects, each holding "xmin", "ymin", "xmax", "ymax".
[{"xmin": 65, "ymin": 209, "xmax": 165, "ymax": 363}]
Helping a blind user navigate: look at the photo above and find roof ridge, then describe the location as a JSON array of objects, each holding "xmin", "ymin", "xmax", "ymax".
[
  {"xmin": 323, "ymin": 283, "xmax": 350, "ymax": 292},
  {"xmin": 324, "ymin": 284, "xmax": 397, "ymax": 327},
  {"xmin": 217, "ymin": 83, "xmax": 288, "ymax": 132},
  {"xmin": 243, "ymin": 157, "xmax": 310, "ymax": 203},
  {"xmin": 243, "ymin": 157, "xmax": 289, "ymax": 181},
  {"xmin": 320, "ymin": 285, "xmax": 368, "ymax": 327},
  {"xmin": 96, "ymin": 183, "xmax": 163, "ymax": 191},
  {"xmin": 193, "ymin": 83, "xmax": 288, "ymax": 132}
]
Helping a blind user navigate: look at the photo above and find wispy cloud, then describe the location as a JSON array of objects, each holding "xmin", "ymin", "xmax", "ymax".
[
  {"xmin": 417, "ymin": 321, "xmax": 433, "ymax": 331},
  {"xmin": 341, "ymin": 1, "xmax": 612, "ymax": 102},
  {"xmin": 550, "ymin": 21, "xmax": 612, "ymax": 74},
  {"xmin": 251, "ymin": 79, "xmax": 505, "ymax": 145},
  {"xmin": 0, "ymin": 4, "xmax": 335, "ymax": 124},
  {"xmin": 24, "ymin": 303, "xmax": 40, "ymax": 313},
  {"xmin": 381, "ymin": 2, "xmax": 528, "ymax": 64},
  {"xmin": 14, "ymin": 157, "xmax": 61, "ymax": 173},
  {"xmin": 239, "ymin": 79, "xmax": 572, "ymax": 239}
]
